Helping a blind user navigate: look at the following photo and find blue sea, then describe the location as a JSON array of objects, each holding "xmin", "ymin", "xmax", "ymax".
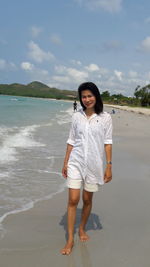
[{"xmin": 0, "ymin": 95, "xmax": 74, "ymax": 237}]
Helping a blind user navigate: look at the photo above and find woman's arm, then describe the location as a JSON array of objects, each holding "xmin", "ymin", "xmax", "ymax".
[
  {"xmin": 62, "ymin": 144, "xmax": 73, "ymax": 178},
  {"xmin": 104, "ymin": 144, "xmax": 112, "ymax": 183}
]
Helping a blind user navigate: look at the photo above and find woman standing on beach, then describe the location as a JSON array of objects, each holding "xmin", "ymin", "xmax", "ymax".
[{"xmin": 61, "ymin": 82, "xmax": 113, "ymax": 255}]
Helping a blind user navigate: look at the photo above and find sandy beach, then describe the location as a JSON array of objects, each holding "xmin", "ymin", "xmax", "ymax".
[
  {"xmin": 105, "ymin": 104, "xmax": 150, "ymax": 116},
  {"xmin": 0, "ymin": 107, "xmax": 150, "ymax": 267}
]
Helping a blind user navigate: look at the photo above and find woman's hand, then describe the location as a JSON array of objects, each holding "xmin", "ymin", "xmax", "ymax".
[
  {"xmin": 62, "ymin": 144, "xmax": 73, "ymax": 179},
  {"xmin": 104, "ymin": 165, "xmax": 112, "ymax": 183},
  {"xmin": 62, "ymin": 164, "xmax": 68, "ymax": 178}
]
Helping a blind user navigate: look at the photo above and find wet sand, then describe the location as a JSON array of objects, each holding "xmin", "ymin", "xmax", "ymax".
[{"xmin": 0, "ymin": 107, "xmax": 150, "ymax": 267}]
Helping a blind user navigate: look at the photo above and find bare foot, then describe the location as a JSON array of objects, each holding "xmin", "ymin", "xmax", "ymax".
[
  {"xmin": 79, "ymin": 229, "xmax": 89, "ymax": 242},
  {"xmin": 61, "ymin": 240, "xmax": 74, "ymax": 255}
]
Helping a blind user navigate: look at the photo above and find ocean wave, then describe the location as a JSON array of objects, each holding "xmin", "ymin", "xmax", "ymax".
[
  {"xmin": 0, "ymin": 172, "xmax": 10, "ymax": 178},
  {"xmin": 0, "ymin": 101, "xmax": 72, "ymax": 239},
  {"xmin": 0, "ymin": 124, "xmax": 45, "ymax": 164},
  {"xmin": 56, "ymin": 107, "xmax": 73, "ymax": 125}
]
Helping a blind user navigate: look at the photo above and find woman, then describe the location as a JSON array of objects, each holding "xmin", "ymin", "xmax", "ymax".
[{"xmin": 61, "ymin": 82, "xmax": 112, "ymax": 255}]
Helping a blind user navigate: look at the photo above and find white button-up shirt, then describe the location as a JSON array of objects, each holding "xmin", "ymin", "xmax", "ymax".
[{"xmin": 67, "ymin": 109, "xmax": 113, "ymax": 185}]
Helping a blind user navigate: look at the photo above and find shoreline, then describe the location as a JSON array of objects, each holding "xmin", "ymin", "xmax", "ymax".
[
  {"xmin": 0, "ymin": 183, "xmax": 66, "ymax": 228},
  {"xmin": 105, "ymin": 103, "xmax": 150, "ymax": 116},
  {"xmin": 0, "ymin": 106, "xmax": 150, "ymax": 266},
  {"xmin": 0, "ymin": 94, "xmax": 76, "ymax": 103},
  {"xmin": 0, "ymin": 104, "xmax": 149, "ymax": 228},
  {"xmin": 1, "ymin": 94, "xmax": 150, "ymax": 113}
]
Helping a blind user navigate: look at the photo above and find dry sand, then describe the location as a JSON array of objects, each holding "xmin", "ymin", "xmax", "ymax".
[
  {"xmin": 0, "ymin": 108, "xmax": 150, "ymax": 267},
  {"xmin": 105, "ymin": 104, "xmax": 150, "ymax": 116}
]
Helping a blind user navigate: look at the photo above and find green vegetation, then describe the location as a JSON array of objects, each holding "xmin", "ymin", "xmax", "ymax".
[
  {"xmin": 0, "ymin": 81, "xmax": 150, "ymax": 107},
  {"xmin": 0, "ymin": 81, "xmax": 77, "ymax": 100},
  {"xmin": 134, "ymin": 85, "xmax": 150, "ymax": 107},
  {"xmin": 101, "ymin": 85, "xmax": 150, "ymax": 107},
  {"xmin": 101, "ymin": 91, "xmax": 137, "ymax": 106}
]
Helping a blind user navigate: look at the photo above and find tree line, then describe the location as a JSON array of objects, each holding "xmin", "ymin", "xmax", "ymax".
[
  {"xmin": 101, "ymin": 84, "xmax": 150, "ymax": 107},
  {"xmin": 0, "ymin": 81, "xmax": 149, "ymax": 107}
]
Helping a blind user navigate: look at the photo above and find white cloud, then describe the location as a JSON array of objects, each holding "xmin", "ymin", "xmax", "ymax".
[
  {"xmin": 50, "ymin": 63, "xmax": 112, "ymax": 91},
  {"xmin": 84, "ymin": 63, "xmax": 108, "ymax": 75},
  {"xmin": 99, "ymin": 67, "xmax": 109, "ymax": 75},
  {"xmin": 71, "ymin": 59, "xmax": 82, "ymax": 65},
  {"xmin": 28, "ymin": 41, "xmax": 55, "ymax": 63},
  {"xmin": 52, "ymin": 76, "xmax": 70, "ymax": 83},
  {"xmin": 85, "ymin": 63, "xmax": 100, "ymax": 72},
  {"xmin": 55, "ymin": 65, "xmax": 87, "ymax": 80},
  {"xmin": 114, "ymin": 70, "xmax": 123, "ymax": 81},
  {"xmin": 0, "ymin": 59, "xmax": 6, "ymax": 70},
  {"xmin": 19, "ymin": 56, "xmax": 147, "ymax": 96},
  {"xmin": 0, "ymin": 59, "xmax": 16, "ymax": 71},
  {"xmin": 74, "ymin": 0, "xmax": 123, "ymax": 13},
  {"xmin": 50, "ymin": 34, "xmax": 62, "ymax": 45},
  {"xmin": 67, "ymin": 67, "xmax": 88, "ymax": 80},
  {"xmin": 147, "ymin": 73, "xmax": 150, "ymax": 79},
  {"xmin": 53, "ymin": 65, "xmax": 89, "ymax": 86},
  {"xmin": 54, "ymin": 65, "xmax": 67, "ymax": 74},
  {"xmin": 139, "ymin": 36, "xmax": 150, "ymax": 53},
  {"xmin": 101, "ymin": 72, "xmax": 143, "ymax": 95},
  {"xmin": 128, "ymin": 71, "xmax": 138, "ymax": 78},
  {"xmin": 39, "ymin": 69, "xmax": 49, "ymax": 76},
  {"xmin": 21, "ymin": 62, "xmax": 34, "ymax": 71},
  {"xmin": 31, "ymin": 26, "xmax": 43, "ymax": 38},
  {"xmin": 52, "ymin": 63, "xmax": 112, "ymax": 91},
  {"xmin": 21, "ymin": 64, "xmax": 50, "ymax": 84}
]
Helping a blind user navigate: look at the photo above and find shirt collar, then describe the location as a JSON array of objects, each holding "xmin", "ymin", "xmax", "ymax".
[{"xmin": 80, "ymin": 108, "xmax": 97, "ymax": 121}]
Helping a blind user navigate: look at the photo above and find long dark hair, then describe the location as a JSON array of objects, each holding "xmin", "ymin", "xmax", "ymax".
[{"xmin": 78, "ymin": 82, "xmax": 103, "ymax": 114}]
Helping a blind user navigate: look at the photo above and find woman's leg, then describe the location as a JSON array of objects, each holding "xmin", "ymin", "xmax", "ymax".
[
  {"xmin": 79, "ymin": 190, "xmax": 93, "ymax": 241},
  {"xmin": 61, "ymin": 188, "xmax": 80, "ymax": 255}
]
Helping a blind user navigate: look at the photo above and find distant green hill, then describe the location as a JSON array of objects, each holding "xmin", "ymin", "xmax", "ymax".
[{"xmin": 0, "ymin": 81, "xmax": 77, "ymax": 100}]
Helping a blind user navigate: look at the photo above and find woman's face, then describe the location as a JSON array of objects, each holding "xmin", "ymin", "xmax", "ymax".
[{"xmin": 81, "ymin": 90, "xmax": 96, "ymax": 109}]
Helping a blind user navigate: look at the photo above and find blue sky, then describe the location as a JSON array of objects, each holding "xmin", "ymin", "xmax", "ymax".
[{"xmin": 0, "ymin": 0, "xmax": 150, "ymax": 96}]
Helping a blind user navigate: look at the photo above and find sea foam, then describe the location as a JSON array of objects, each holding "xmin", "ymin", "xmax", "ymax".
[{"xmin": 0, "ymin": 124, "xmax": 45, "ymax": 164}]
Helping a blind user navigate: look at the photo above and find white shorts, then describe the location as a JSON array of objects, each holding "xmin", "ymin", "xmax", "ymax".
[{"xmin": 67, "ymin": 177, "xmax": 99, "ymax": 192}]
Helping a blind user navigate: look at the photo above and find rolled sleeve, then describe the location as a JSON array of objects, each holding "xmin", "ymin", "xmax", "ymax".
[
  {"xmin": 67, "ymin": 115, "xmax": 76, "ymax": 146},
  {"xmin": 104, "ymin": 114, "xmax": 113, "ymax": 144}
]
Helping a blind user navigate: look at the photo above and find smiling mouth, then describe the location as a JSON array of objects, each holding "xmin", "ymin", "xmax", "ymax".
[{"xmin": 85, "ymin": 103, "xmax": 92, "ymax": 105}]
